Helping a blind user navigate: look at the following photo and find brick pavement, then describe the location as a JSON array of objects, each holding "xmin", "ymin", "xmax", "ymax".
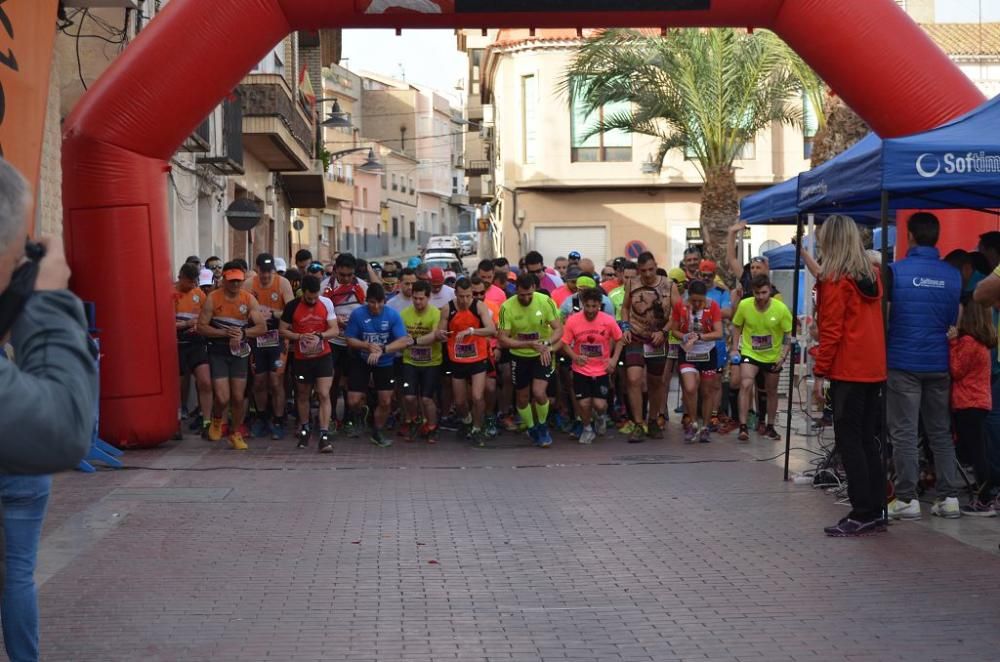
[{"xmin": 31, "ymin": 422, "xmax": 1000, "ymax": 662}]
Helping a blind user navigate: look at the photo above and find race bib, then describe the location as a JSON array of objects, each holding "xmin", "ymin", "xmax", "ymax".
[
  {"xmin": 666, "ymin": 342, "xmax": 680, "ymax": 360},
  {"xmin": 231, "ymin": 340, "xmax": 251, "ymax": 358},
  {"xmin": 257, "ymin": 330, "xmax": 280, "ymax": 348},
  {"xmin": 580, "ymin": 343, "xmax": 603, "ymax": 358},
  {"xmin": 455, "ymin": 342, "xmax": 478, "ymax": 359},
  {"xmin": 685, "ymin": 351, "xmax": 711, "ymax": 363},
  {"xmin": 410, "ymin": 346, "xmax": 432, "ymax": 363},
  {"xmin": 516, "ymin": 331, "xmax": 539, "ymax": 342},
  {"xmin": 644, "ymin": 343, "xmax": 666, "ymax": 359},
  {"xmin": 751, "ymin": 335, "xmax": 773, "ymax": 352},
  {"xmin": 298, "ymin": 335, "xmax": 323, "ymax": 355}
]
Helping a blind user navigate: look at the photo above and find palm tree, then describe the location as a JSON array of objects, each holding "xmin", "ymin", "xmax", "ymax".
[{"xmin": 565, "ymin": 28, "xmax": 813, "ymax": 275}]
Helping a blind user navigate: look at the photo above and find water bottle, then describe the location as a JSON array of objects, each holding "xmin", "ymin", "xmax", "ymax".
[{"xmin": 730, "ymin": 352, "xmax": 742, "ymax": 366}]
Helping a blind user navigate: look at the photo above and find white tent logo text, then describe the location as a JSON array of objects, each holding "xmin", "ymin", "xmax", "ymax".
[{"xmin": 916, "ymin": 152, "xmax": 1000, "ymax": 178}]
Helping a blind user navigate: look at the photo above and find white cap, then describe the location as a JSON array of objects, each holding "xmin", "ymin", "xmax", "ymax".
[
  {"xmin": 198, "ymin": 268, "xmax": 214, "ymax": 286},
  {"xmin": 274, "ymin": 257, "xmax": 287, "ymax": 272}
]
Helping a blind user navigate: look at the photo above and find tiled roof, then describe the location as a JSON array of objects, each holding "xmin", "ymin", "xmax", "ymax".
[
  {"xmin": 921, "ymin": 22, "xmax": 1000, "ymax": 56},
  {"xmin": 492, "ymin": 28, "xmax": 659, "ymax": 49}
]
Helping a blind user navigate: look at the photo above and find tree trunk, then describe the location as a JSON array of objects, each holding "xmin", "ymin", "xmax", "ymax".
[
  {"xmin": 700, "ymin": 164, "xmax": 740, "ymax": 283},
  {"xmin": 810, "ymin": 95, "xmax": 869, "ymax": 167}
]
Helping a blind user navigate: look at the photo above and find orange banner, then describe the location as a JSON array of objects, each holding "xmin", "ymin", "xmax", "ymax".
[{"xmin": 0, "ymin": 0, "xmax": 58, "ymax": 232}]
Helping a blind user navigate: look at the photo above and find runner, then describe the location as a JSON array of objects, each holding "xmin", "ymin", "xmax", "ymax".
[
  {"xmin": 730, "ymin": 275, "xmax": 793, "ymax": 442},
  {"xmin": 524, "ymin": 250, "xmax": 563, "ymax": 294},
  {"xmin": 698, "ymin": 259, "xmax": 733, "ymax": 427},
  {"xmin": 174, "ymin": 262, "xmax": 213, "ymax": 437},
  {"xmin": 278, "ymin": 275, "xmax": 340, "ymax": 453},
  {"xmin": 561, "ymin": 288, "xmax": 624, "ymax": 445},
  {"xmin": 621, "ymin": 252, "xmax": 680, "ymax": 442},
  {"xmin": 609, "ymin": 261, "xmax": 637, "ymax": 319},
  {"xmin": 554, "ymin": 256, "xmax": 569, "ymax": 280},
  {"xmin": 245, "ymin": 253, "xmax": 295, "ymax": 440},
  {"xmin": 497, "ymin": 272, "xmax": 563, "ymax": 447},
  {"xmin": 324, "ymin": 253, "xmax": 368, "ymax": 433},
  {"xmin": 344, "ymin": 283, "xmax": 412, "ymax": 447},
  {"xmin": 387, "ymin": 268, "xmax": 417, "ymax": 313},
  {"xmin": 428, "ymin": 267, "xmax": 456, "ymax": 308},
  {"xmin": 550, "ymin": 265, "xmax": 580, "ymax": 307},
  {"xmin": 477, "ymin": 259, "xmax": 508, "ymax": 306},
  {"xmin": 400, "ymin": 280, "xmax": 443, "ymax": 443},
  {"xmin": 667, "ymin": 280, "xmax": 724, "ymax": 443},
  {"xmin": 196, "ymin": 262, "xmax": 267, "ymax": 450},
  {"xmin": 437, "ymin": 277, "xmax": 497, "ymax": 446},
  {"xmin": 470, "ymin": 277, "xmax": 502, "ymax": 438}
]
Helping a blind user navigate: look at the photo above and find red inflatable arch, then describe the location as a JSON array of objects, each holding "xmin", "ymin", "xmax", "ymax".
[{"xmin": 63, "ymin": 0, "xmax": 984, "ymax": 447}]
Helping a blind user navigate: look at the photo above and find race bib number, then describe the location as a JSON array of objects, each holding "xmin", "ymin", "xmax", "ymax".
[
  {"xmin": 580, "ymin": 343, "xmax": 603, "ymax": 358},
  {"xmin": 231, "ymin": 340, "xmax": 251, "ymax": 358},
  {"xmin": 644, "ymin": 343, "xmax": 666, "ymax": 359},
  {"xmin": 685, "ymin": 351, "xmax": 711, "ymax": 363},
  {"xmin": 298, "ymin": 335, "xmax": 323, "ymax": 355},
  {"xmin": 410, "ymin": 346, "xmax": 432, "ymax": 363},
  {"xmin": 517, "ymin": 331, "xmax": 539, "ymax": 342},
  {"xmin": 455, "ymin": 342, "xmax": 478, "ymax": 359},
  {"xmin": 257, "ymin": 330, "xmax": 280, "ymax": 348},
  {"xmin": 751, "ymin": 335, "xmax": 773, "ymax": 352}
]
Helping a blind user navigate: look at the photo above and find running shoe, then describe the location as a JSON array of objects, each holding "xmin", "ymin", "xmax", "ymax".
[
  {"xmin": 764, "ymin": 425, "xmax": 781, "ymax": 441},
  {"xmin": 595, "ymin": 414, "xmax": 608, "ymax": 436},
  {"xmin": 628, "ymin": 423, "xmax": 647, "ymax": 444},
  {"xmin": 484, "ymin": 416, "xmax": 499, "ymax": 439},
  {"xmin": 238, "ymin": 423, "xmax": 251, "ymax": 439},
  {"xmin": 386, "ymin": 412, "xmax": 397, "ymax": 430},
  {"xmin": 570, "ymin": 419, "xmax": 584, "ymax": 439},
  {"xmin": 228, "ymin": 432, "xmax": 248, "ymax": 451},
  {"xmin": 271, "ymin": 420, "xmax": 286, "ymax": 441},
  {"xmin": 370, "ymin": 430, "xmax": 393, "ymax": 448},
  {"xmin": 683, "ymin": 424, "xmax": 698, "ymax": 444},
  {"xmin": 756, "ymin": 421, "xmax": 767, "ymax": 436},
  {"xmin": 528, "ymin": 424, "xmax": 543, "ymax": 447},
  {"xmin": 646, "ymin": 419, "xmax": 664, "ymax": 440},
  {"xmin": 707, "ymin": 413, "xmax": 720, "ymax": 432},
  {"xmin": 537, "ymin": 424, "xmax": 553, "ymax": 448},
  {"xmin": 297, "ymin": 424, "xmax": 311, "ymax": 449},
  {"xmin": 250, "ymin": 418, "xmax": 270, "ymax": 439},
  {"xmin": 618, "ymin": 420, "xmax": 637, "ymax": 435},
  {"xmin": 422, "ymin": 423, "xmax": 439, "ymax": 445},
  {"xmin": 318, "ymin": 431, "xmax": 333, "ymax": 454},
  {"xmin": 931, "ymin": 496, "xmax": 961, "ymax": 519},
  {"xmin": 200, "ymin": 418, "xmax": 211, "ymax": 439},
  {"xmin": 578, "ymin": 425, "xmax": 596, "ymax": 445},
  {"xmin": 698, "ymin": 427, "xmax": 712, "ymax": 444},
  {"xmin": 188, "ymin": 414, "xmax": 204, "ymax": 432},
  {"xmin": 737, "ymin": 425, "xmax": 750, "ymax": 442},
  {"xmin": 823, "ymin": 517, "xmax": 879, "ymax": 537},
  {"xmin": 207, "ymin": 418, "xmax": 224, "ymax": 442},
  {"xmin": 500, "ymin": 414, "xmax": 520, "ymax": 432},
  {"xmin": 887, "ymin": 498, "xmax": 922, "ymax": 520},
  {"xmin": 961, "ymin": 499, "xmax": 997, "ymax": 517},
  {"xmin": 399, "ymin": 420, "xmax": 415, "ymax": 441},
  {"xmin": 470, "ymin": 427, "xmax": 486, "ymax": 448}
]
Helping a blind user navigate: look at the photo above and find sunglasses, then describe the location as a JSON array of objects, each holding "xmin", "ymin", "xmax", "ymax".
[
  {"xmin": 750, "ymin": 257, "xmax": 768, "ymax": 264},
  {"xmin": 601, "ymin": 271, "xmax": 614, "ymax": 278}
]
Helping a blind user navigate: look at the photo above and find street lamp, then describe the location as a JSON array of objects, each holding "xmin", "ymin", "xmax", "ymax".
[{"xmin": 320, "ymin": 98, "xmax": 352, "ymax": 128}]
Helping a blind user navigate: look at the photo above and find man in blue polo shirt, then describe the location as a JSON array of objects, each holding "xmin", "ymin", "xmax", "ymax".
[
  {"xmin": 344, "ymin": 283, "xmax": 412, "ymax": 447},
  {"xmin": 886, "ymin": 213, "xmax": 963, "ymax": 520}
]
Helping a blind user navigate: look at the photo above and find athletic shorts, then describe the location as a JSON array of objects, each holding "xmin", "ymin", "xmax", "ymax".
[
  {"xmin": 208, "ymin": 350, "xmax": 249, "ymax": 381},
  {"xmin": 331, "ymin": 343, "xmax": 350, "ymax": 376},
  {"xmin": 178, "ymin": 341, "xmax": 208, "ymax": 375},
  {"xmin": 678, "ymin": 348, "xmax": 719, "ymax": 377},
  {"xmin": 402, "ymin": 363, "xmax": 441, "ymax": 397},
  {"xmin": 572, "ymin": 372, "xmax": 611, "ymax": 401},
  {"xmin": 293, "ymin": 354, "xmax": 334, "ymax": 385},
  {"xmin": 742, "ymin": 356, "xmax": 781, "ymax": 373},
  {"xmin": 511, "ymin": 355, "xmax": 556, "ymax": 390},
  {"xmin": 497, "ymin": 348, "xmax": 512, "ymax": 365},
  {"xmin": 252, "ymin": 342, "xmax": 287, "ymax": 374},
  {"xmin": 450, "ymin": 359, "xmax": 489, "ymax": 380},
  {"xmin": 622, "ymin": 342, "xmax": 667, "ymax": 376},
  {"xmin": 347, "ymin": 354, "xmax": 395, "ymax": 393}
]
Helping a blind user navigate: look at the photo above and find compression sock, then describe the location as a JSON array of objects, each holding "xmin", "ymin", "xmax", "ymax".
[
  {"xmin": 535, "ymin": 401, "xmax": 550, "ymax": 426},
  {"xmin": 517, "ymin": 405, "xmax": 535, "ymax": 428}
]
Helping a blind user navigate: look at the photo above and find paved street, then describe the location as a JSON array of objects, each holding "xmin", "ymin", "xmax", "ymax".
[{"xmin": 33, "ymin": 419, "xmax": 1000, "ymax": 662}]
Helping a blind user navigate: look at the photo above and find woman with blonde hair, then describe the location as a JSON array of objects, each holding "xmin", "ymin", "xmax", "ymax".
[{"xmin": 812, "ymin": 215, "xmax": 888, "ymax": 537}]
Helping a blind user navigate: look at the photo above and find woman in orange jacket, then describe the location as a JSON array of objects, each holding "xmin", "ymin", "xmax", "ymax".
[{"xmin": 812, "ymin": 215, "xmax": 888, "ymax": 537}]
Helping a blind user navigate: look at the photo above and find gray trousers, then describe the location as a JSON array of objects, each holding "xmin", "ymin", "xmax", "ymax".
[{"xmin": 887, "ymin": 369, "xmax": 959, "ymax": 500}]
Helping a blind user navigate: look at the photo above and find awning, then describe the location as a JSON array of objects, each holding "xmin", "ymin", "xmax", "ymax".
[{"xmin": 281, "ymin": 172, "xmax": 326, "ymax": 209}]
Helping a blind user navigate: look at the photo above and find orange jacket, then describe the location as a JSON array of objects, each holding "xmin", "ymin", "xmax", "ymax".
[{"xmin": 814, "ymin": 273, "xmax": 887, "ymax": 383}]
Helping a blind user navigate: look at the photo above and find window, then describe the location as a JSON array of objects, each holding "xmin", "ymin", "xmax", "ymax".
[
  {"xmin": 354, "ymin": 186, "xmax": 359, "ymax": 205},
  {"xmin": 362, "ymin": 188, "xmax": 368, "ymax": 208},
  {"xmin": 471, "ymin": 49, "xmax": 483, "ymax": 96},
  {"xmin": 363, "ymin": 228, "xmax": 368, "ymax": 252},
  {"xmin": 392, "ymin": 217, "xmax": 399, "ymax": 237},
  {"xmin": 381, "ymin": 174, "xmax": 387, "ymax": 189},
  {"xmin": 392, "ymin": 174, "xmax": 398, "ymax": 191},
  {"xmin": 252, "ymin": 44, "xmax": 285, "ymax": 76},
  {"xmin": 409, "ymin": 221, "xmax": 416, "ymax": 241},
  {"xmin": 452, "ymin": 176, "xmax": 459, "ymax": 195},
  {"xmin": 521, "ymin": 75, "xmax": 538, "ymax": 164},
  {"xmin": 570, "ymin": 91, "xmax": 631, "ymax": 162},
  {"xmin": 409, "ymin": 178, "xmax": 414, "ymax": 194}
]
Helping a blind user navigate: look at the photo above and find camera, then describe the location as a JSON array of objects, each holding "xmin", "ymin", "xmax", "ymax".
[{"xmin": 0, "ymin": 240, "xmax": 46, "ymax": 337}]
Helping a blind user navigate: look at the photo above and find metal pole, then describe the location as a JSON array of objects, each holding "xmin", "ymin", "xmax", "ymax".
[
  {"xmin": 804, "ymin": 213, "xmax": 816, "ymax": 420},
  {"xmin": 784, "ymin": 214, "xmax": 805, "ymax": 481},
  {"xmin": 880, "ymin": 190, "xmax": 891, "ymax": 522}
]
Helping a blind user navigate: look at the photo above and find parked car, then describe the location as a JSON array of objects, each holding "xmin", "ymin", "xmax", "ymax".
[
  {"xmin": 422, "ymin": 252, "xmax": 466, "ymax": 277},
  {"xmin": 455, "ymin": 231, "xmax": 478, "ymax": 256},
  {"xmin": 426, "ymin": 235, "xmax": 462, "ymax": 255}
]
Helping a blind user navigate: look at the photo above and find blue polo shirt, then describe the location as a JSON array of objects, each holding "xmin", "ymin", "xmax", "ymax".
[{"xmin": 345, "ymin": 305, "xmax": 407, "ymax": 368}]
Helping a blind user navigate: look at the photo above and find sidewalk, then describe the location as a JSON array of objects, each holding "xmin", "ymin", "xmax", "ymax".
[{"xmin": 34, "ymin": 412, "xmax": 1000, "ymax": 661}]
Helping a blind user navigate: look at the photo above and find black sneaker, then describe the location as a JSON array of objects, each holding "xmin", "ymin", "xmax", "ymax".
[
  {"xmin": 824, "ymin": 517, "xmax": 879, "ymax": 537},
  {"xmin": 318, "ymin": 430, "xmax": 333, "ymax": 454},
  {"xmin": 737, "ymin": 425, "xmax": 750, "ymax": 442},
  {"xmin": 764, "ymin": 425, "xmax": 781, "ymax": 441},
  {"xmin": 297, "ymin": 425, "xmax": 311, "ymax": 449},
  {"xmin": 370, "ymin": 430, "xmax": 393, "ymax": 448}
]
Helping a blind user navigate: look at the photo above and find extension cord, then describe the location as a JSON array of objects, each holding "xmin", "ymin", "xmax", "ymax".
[{"xmin": 792, "ymin": 474, "xmax": 814, "ymax": 485}]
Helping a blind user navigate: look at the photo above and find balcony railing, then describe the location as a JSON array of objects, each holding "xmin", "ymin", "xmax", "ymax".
[
  {"xmin": 466, "ymin": 159, "xmax": 490, "ymax": 177},
  {"xmin": 198, "ymin": 91, "xmax": 244, "ymax": 175}
]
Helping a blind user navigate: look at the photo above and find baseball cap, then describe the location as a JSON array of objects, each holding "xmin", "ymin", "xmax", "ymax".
[
  {"xmin": 565, "ymin": 265, "xmax": 583, "ymax": 280},
  {"xmin": 223, "ymin": 268, "xmax": 245, "ymax": 282},
  {"xmin": 255, "ymin": 253, "xmax": 276, "ymax": 271},
  {"xmin": 407, "ymin": 256, "xmax": 422, "ymax": 269},
  {"xmin": 429, "ymin": 267, "xmax": 445, "ymax": 285},
  {"xmin": 198, "ymin": 268, "xmax": 214, "ymax": 287},
  {"xmin": 274, "ymin": 257, "xmax": 287, "ymax": 272},
  {"xmin": 699, "ymin": 259, "xmax": 717, "ymax": 274},
  {"xmin": 568, "ymin": 251, "xmax": 582, "ymax": 260},
  {"xmin": 576, "ymin": 276, "xmax": 597, "ymax": 290},
  {"xmin": 306, "ymin": 261, "xmax": 325, "ymax": 274},
  {"xmin": 668, "ymin": 267, "xmax": 687, "ymax": 283}
]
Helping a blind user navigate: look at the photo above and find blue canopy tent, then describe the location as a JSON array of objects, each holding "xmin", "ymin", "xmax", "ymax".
[{"xmin": 741, "ymin": 177, "xmax": 801, "ymax": 225}]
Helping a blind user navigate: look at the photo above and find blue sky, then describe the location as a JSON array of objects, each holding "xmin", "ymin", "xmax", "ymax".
[{"xmin": 342, "ymin": 0, "xmax": 1000, "ymax": 97}]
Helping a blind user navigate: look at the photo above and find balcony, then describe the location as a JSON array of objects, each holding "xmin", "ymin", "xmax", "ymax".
[
  {"xmin": 466, "ymin": 159, "xmax": 490, "ymax": 177},
  {"xmin": 198, "ymin": 92, "xmax": 244, "ymax": 175},
  {"xmin": 180, "ymin": 117, "xmax": 211, "ymax": 153},
  {"xmin": 324, "ymin": 172, "xmax": 354, "ymax": 204},
  {"xmin": 238, "ymin": 73, "xmax": 314, "ymax": 172}
]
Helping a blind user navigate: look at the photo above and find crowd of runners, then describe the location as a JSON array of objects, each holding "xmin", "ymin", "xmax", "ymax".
[{"xmin": 173, "ymin": 231, "xmax": 793, "ymax": 453}]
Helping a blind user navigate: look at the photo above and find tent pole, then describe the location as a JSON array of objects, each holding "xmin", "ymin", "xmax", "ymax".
[
  {"xmin": 784, "ymin": 213, "xmax": 804, "ymax": 481},
  {"xmin": 804, "ymin": 213, "xmax": 816, "ymax": 419},
  {"xmin": 880, "ymin": 190, "xmax": 890, "ymax": 524}
]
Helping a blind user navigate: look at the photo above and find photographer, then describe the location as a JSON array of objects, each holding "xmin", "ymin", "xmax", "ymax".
[{"xmin": 0, "ymin": 158, "xmax": 96, "ymax": 660}]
